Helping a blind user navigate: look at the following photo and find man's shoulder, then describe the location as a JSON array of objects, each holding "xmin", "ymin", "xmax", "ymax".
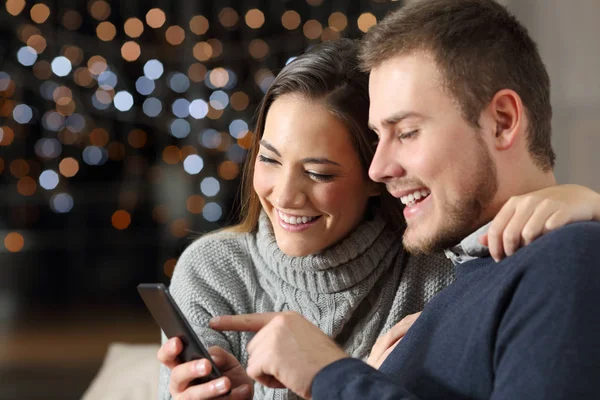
[{"xmin": 518, "ymin": 221, "xmax": 600, "ymax": 258}]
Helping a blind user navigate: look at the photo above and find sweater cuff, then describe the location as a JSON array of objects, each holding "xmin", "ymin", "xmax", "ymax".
[{"xmin": 311, "ymin": 358, "xmax": 375, "ymax": 400}]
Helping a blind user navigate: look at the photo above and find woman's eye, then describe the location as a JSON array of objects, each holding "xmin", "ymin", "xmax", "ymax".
[
  {"xmin": 397, "ymin": 130, "xmax": 419, "ymax": 141},
  {"xmin": 307, "ymin": 172, "xmax": 334, "ymax": 182},
  {"xmin": 258, "ymin": 155, "xmax": 278, "ymax": 164}
]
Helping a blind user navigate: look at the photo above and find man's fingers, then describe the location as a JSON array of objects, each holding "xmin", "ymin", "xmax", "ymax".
[
  {"xmin": 210, "ymin": 312, "xmax": 283, "ymax": 332},
  {"xmin": 157, "ymin": 337, "xmax": 182, "ymax": 370}
]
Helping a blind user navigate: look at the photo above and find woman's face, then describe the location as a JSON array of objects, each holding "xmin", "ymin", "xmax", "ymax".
[{"xmin": 253, "ymin": 94, "xmax": 377, "ymax": 257}]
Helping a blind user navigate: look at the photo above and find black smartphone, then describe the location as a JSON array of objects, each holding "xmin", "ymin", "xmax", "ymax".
[{"xmin": 137, "ymin": 283, "xmax": 224, "ymax": 385}]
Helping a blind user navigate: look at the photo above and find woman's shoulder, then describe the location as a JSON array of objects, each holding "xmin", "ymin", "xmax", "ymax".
[{"xmin": 178, "ymin": 228, "xmax": 252, "ymax": 267}]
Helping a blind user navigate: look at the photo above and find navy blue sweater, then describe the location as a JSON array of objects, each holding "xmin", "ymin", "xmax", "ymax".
[{"xmin": 312, "ymin": 222, "xmax": 600, "ymax": 399}]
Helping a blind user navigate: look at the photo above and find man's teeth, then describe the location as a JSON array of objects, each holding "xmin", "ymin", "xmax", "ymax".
[
  {"xmin": 400, "ymin": 189, "xmax": 431, "ymax": 206},
  {"xmin": 278, "ymin": 210, "xmax": 319, "ymax": 225}
]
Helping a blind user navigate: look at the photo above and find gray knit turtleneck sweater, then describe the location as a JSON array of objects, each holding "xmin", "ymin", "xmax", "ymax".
[{"xmin": 158, "ymin": 213, "xmax": 454, "ymax": 400}]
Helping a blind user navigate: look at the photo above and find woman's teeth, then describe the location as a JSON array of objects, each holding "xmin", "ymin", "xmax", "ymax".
[
  {"xmin": 400, "ymin": 189, "xmax": 431, "ymax": 207},
  {"xmin": 278, "ymin": 210, "xmax": 319, "ymax": 225}
]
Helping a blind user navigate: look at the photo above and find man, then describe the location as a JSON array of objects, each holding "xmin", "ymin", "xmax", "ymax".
[{"xmin": 210, "ymin": 0, "xmax": 600, "ymax": 398}]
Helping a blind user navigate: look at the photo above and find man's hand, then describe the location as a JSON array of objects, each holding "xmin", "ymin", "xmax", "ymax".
[
  {"xmin": 210, "ymin": 311, "xmax": 349, "ymax": 399},
  {"xmin": 368, "ymin": 312, "xmax": 421, "ymax": 369}
]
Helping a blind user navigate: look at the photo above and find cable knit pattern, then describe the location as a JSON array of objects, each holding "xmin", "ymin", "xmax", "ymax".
[{"xmin": 158, "ymin": 212, "xmax": 454, "ymax": 400}]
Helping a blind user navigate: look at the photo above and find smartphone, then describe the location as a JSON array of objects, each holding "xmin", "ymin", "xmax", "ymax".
[{"xmin": 137, "ymin": 283, "xmax": 224, "ymax": 385}]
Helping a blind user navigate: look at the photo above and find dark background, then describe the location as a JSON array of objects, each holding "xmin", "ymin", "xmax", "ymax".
[{"xmin": 0, "ymin": 0, "xmax": 400, "ymax": 398}]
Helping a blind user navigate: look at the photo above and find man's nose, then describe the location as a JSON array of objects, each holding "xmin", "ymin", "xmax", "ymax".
[{"xmin": 369, "ymin": 141, "xmax": 406, "ymax": 183}]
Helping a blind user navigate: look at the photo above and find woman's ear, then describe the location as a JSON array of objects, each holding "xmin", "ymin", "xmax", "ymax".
[{"xmin": 489, "ymin": 89, "xmax": 524, "ymax": 151}]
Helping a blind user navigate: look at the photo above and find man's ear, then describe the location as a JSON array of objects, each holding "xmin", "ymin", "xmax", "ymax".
[{"xmin": 488, "ymin": 89, "xmax": 524, "ymax": 151}]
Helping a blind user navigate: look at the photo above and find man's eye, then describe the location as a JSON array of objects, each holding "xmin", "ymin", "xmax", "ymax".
[{"xmin": 397, "ymin": 130, "xmax": 419, "ymax": 141}]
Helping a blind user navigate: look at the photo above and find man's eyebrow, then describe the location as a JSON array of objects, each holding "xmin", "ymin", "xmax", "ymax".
[
  {"xmin": 259, "ymin": 140, "xmax": 281, "ymax": 157},
  {"xmin": 370, "ymin": 111, "xmax": 425, "ymax": 130}
]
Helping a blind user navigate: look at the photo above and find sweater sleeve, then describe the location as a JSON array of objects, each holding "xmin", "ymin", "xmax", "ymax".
[
  {"xmin": 491, "ymin": 222, "xmax": 600, "ymax": 399},
  {"xmin": 157, "ymin": 231, "xmax": 256, "ymax": 400},
  {"xmin": 312, "ymin": 358, "xmax": 421, "ymax": 400}
]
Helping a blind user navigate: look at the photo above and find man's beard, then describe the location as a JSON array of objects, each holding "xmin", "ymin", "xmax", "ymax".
[{"xmin": 403, "ymin": 141, "xmax": 499, "ymax": 255}]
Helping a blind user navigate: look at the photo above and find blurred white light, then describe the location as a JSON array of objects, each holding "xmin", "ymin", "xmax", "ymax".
[
  {"xmin": 229, "ymin": 119, "xmax": 249, "ymax": 139},
  {"xmin": 39, "ymin": 170, "xmax": 60, "ymax": 190},
  {"xmin": 172, "ymin": 98, "xmax": 190, "ymax": 118},
  {"xmin": 169, "ymin": 119, "xmax": 190, "ymax": 138},
  {"xmin": 189, "ymin": 99, "xmax": 208, "ymax": 119},
  {"xmin": 286, "ymin": 57, "xmax": 297, "ymax": 65},
  {"xmin": 17, "ymin": 46, "xmax": 37, "ymax": 66},
  {"xmin": 13, "ymin": 104, "xmax": 33, "ymax": 124},
  {"xmin": 34, "ymin": 138, "xmax": 62, "ymax": 159},
  {"xmin": 144, "ymin": 59, "xmax": 164, "ymax": 80},
  {"xmin": 50, "ymin": 193, "xmax": 74, "ymax": 213},
  {"xmin": 135, "ymin": 76, "xmax": 155, "ymax": 95},
  {"xmin": 143, "ymin": 97, "xmax": 162, "ymax": 117},
  {"xmin": 200, "ymin": 129, "xmax": 222, "ymax": 149},
  {"xmin": 82, "ymin": 146, "xmax": 108, "ymax": 165},
  {"xmin": 200, "ymin": 177, "xmax": 220, "ymax": 197},
  {"xmin": 40, "ymin": 81, "xmax": 59, "ymax": 100},
  {"xmin": 51, "ymin": 56, "xmax": 72, "ymax": 77},
  {"xmin": 169, "ymin": 72, "xmax": 190, "ymax": 93},
  {"xmin": 114, "ymin": 91, "xmax": 134, "ymax": 111},
  {"xmin": 259, "ymin": 74, "xmax": 275, "ymax": 93},
  {"xmin": 0, "ymin": 72, "xmax": 10, "ymax": 91},
  {"xmin": 209, "ymin": 90, "xmax": 229, "ymax": 110},
  {"xmin": 183, "ymin": 154, "xmax": 204, "ymax": 175},
  {"xmin": 66, "ymin": 113, "xmax": 86, "ymax": 133},
  {"xmin": 227, "ymin": 144, "xmax": 247, "ymax": 163},
  {"xmin": 223, "ymin": 69, "xmax": 238, "ymax": 90},
  {"xmin": 98, "ymin": 70, "xmax": 118, "ymax": 89},
  {"xmin": 42, "ymin": 111, "xmax": 65, "ymax": 131},
  {"xmin": 203, "ymin": 202, "xmax": 222, "ymax": 222}
]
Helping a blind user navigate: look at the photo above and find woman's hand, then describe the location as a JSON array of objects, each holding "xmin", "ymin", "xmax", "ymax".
[
  {"xmin": 367, "ymin": 312, "xmax": 421, "ymax": 369},
  {"xmin": 157, "ymin": 337, "xmax": 253, "ymax": 399},
  {"xmin": 482, "ymin": 184, "xmax": 600, "ymax": 261}
]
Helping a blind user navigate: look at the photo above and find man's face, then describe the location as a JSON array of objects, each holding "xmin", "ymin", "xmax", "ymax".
[{"xmin": 368, "ymin": 52, "xmax": 498, "ymax": 253}]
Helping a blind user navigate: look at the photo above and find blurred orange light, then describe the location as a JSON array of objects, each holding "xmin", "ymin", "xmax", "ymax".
[
  {"xmin": 58, "ymin": 129, "xmax": 78, "ymax": 145},
  {"xmin": 219, "ymin": 7, "xmax": 238, "ymax": 28},
  {"xmin": 94, "ymin": 89, "xmax": 113, "ymax": 104},
  {"xmin": 4, "ymin": 232, "xmax": 25, "ymax": 252},
  {"xmin": 209, "ymin": 68, "xmax": 229, "ymax": 88},
  {"xmin": 107, "ymin": 141, "xmax": 126, "ymax": 161},
  {"xmin": 281, "ymin": 10, "xmax": 301, "ymax": 30},
  {"xmin": 33, "ymin": 60, "xmax": 52, "ymax": 80},
  {"xmin": 96, "ymin": 21, "xmax": 117, "ymax": 41},
  {"xmin": 30, "ymin": 3, "xmax": 50, "ymax": 24},
  {"xmin": 121, "ymin": 41, "xmax": 141, "ymax": 62},
  {"xmin": 186, "ymin": 195, "xmax": 206, "ymax": 214},
  {"xmin": 163, "ymin": 259, "xmax": 178, "ymax": 277},
  {"xmin": 27, "ymin": 34, "xmax": 46, "ymax": 53},
  {"xmin": 166, "ymin": 25, "xmax": 185, "ymax": 45},
  {"xmin": 62, "ymin": 10, "xmax": 82, "ymax": 30},
  {"xmin": 230, "ymin": 91, "xmax": 249, "ymax": 111},
  {"xmin": 328, "ymin": 12, "xmax": 348, "ymax": 32},
  {"xmin": 170, "ymin": 218, "xmax": 189, "ymax": 238},
  {"xmin": 0, "ymin": 99, "xmax": 16, "ymax": 117},
  {"xmin": 88, "ymin": 55, "xmax": 107, "ymax": 75},
  {"xmin": 112, "ymin": 210, "xmax": 131, "ymax": 230},
  {"xmin": 188, "ymin": 63, "xmax": 207, "ymax": 82},
  {"xmin": 218, "ymin": 161, "xmax": 240, "ymax": 180},
  {"xmin": 146, "ymin": 8, "xmax": 166, "ymax": 28},
  {"xmin": 53, "ymin": 86, "xmax": 73, "ymax": 102},
  {"xmin": 162, "ymin": 146, "xmax": 181, "ymax": 164},
  {"xmin": 62, "ymin": 46, "xmax": 84, "ymax": 66},
  {"xmin": 74, "ymin": 67, "xmax": 94, "ymax": 87},
  {"xmin": 90, "ymin": 128, "xmax": 109, "ymax": 147},
  {"xmin": 18, "ymin": 24, "xmax": 41, "ymax": 43},
  {"xmin": 193, "ymin": 42, "xmax": 213, "ymax": 62},
  {"xmin": 0, "ymin": 157, "xmax": 4, "ymax": 174},
  {"xmin": 17, "ymin": 176, "xmax": 36, "ymax": 196},
  {"xmin": 152, "ymin": 204, "xmax": 169, "ymax": 224},
  {"xmin": 245, "ymin": 9, "xmax": 265, "ymax": 29},
  {"xmin": 207, "ymin": 39, "xmax": 223, "ymax": 58},
  {"xmin": 6, "ymin": 0, "xmax": 26, "ymax": 16},
  {"xmin": 207, "ymin": 106, "xmax": 224, "ymax": 120},
  {"xmin": 321, "ymin": 27, "xmax": 341, "ymax": 42},
  {"xmin": 180, "ymin": 145, "xmax": 198, "ymax": 159},
  {"xmin": 127, "ymin": 129, "xmax": 147, "ymax": 148},
  {"xmin": 189, "ymin": 15, "xmax": 209, "ymax": 35},
  {"xmin": 237, "ymin": 132, "xmax": 253, "ymax": 149},
  {"xmin": 303, "ymin": 20, "xmax": 323, "ymax": 39},
  {"xmin": 10, "ymin": 159, "xmax": 29, "ymax": 178},
  {"xmin": 306, "ymin": 0, "xmax": 324, "ymax": 5},
  {"xmin": 124, "ymin": 17, "xmax": 144, "ymax": 38},
  {"xmin": 1, "ymin": 126, "xmax": 15, "ymax": 146},
  {"xmin": 89, "ymin": 0, "xmax": 111, "ymax": 21},
  {"xmin": 59, "ymin": 157, "xmax": 79, "ymax": 177},
  {"xmin": 249, "ymin": 39, "xmax": 269, "ymax": 59},
  {"xmin": 358, "ymin": 13, "xmax": 377, "ymax": 33}
]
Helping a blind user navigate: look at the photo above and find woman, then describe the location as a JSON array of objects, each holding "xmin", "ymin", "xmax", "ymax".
[{"xmin": 157, "ymin": 39, "xmax": 600, "ymax": 400}]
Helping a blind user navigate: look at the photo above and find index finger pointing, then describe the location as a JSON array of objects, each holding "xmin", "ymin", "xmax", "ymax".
[{"xmin": 209, "ymin": 312, "xmax": 282, "ymax": 332}]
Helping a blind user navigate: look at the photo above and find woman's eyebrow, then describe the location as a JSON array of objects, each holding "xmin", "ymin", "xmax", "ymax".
[
  {"xmin": 300, "ymin": 157, "xmax": 341, "ymax": 166},
  {"xmin": 259, "ymin": 140, "xmax": 281, "ymax": 156}
]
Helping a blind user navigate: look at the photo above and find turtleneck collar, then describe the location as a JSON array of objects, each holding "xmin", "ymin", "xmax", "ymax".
[{"xmin": 248, "ymin": 211, "xmax": 399, "ymax": 294}]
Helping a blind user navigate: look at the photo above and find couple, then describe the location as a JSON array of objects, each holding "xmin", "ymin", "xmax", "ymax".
[{"xmin": 159, "ymin": 0, "xmax": 600, "ymax": 399}]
